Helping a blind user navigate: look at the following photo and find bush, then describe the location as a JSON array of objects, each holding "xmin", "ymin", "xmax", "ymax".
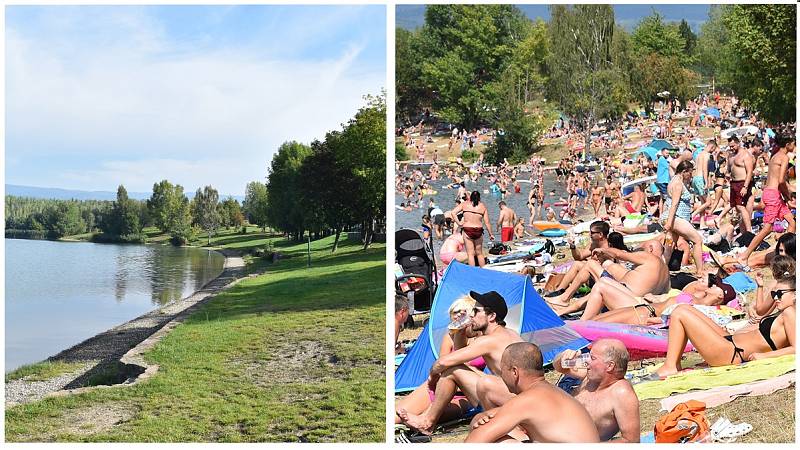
[
  {"xmin": 90, "ymin": 232, "xmax": 145, "ymax": 244},
  {"xmin": 460, "ymin": 149, "xmax": 479, "ymax": 162},
  {"xmin": 395, "ymin": 141, "xmax": 409, "ymax": 161}
]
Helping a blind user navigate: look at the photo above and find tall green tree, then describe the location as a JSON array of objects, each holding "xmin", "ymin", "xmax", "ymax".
[
  {"xmin": 696, "ymin": 4, "xmax": 735, "ymax": 80},
  {"xmin": 243, "ymin": 181, "xmax": 269, "ymax": 232},
  {"xmin": 631, "ymin": 12, "xmax": 687, "ymax": 62},
  {"xmin": 678, "ymin": 19, "xmax": 697, "ymax": 60},
  {"xmin": 103, "ymin": 185, "xmax": 142, "ymax": 240},
  {"xmin": 146, "ymin": 180, "xmax": 192, "ymax": 245},
  {"xmin": 191, "ymin": 185, "xmax": 221, "ymax": 245},
  {"xmin": 47, "ymin": 202, "xmax": 86, "ymax": 238},
  {"xmin": 416, "ymin": 4, "xmax": 530, "ymax": 129},
  {"xmin": 546, "ymin": 4, "xmax": 628, "ymax": 156},
  {"xmin": 220, "ymin": 197, "xmax": 244, "ymax": 229},
  {"xmin": 721, "ymin": 4, "xmax": 796, "ymax": 123},
  {"xmin": 327, "ymin": 94, "xmax": 386, "ymax": 249},
  {"xmin": 265, "ymin": 141, "xmax": 312, "ymax": 241}
]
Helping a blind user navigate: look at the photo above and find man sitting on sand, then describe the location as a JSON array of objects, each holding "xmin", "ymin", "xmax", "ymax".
[
  {"xmin": 544, "ymin": 221, "xmax": 610, "ymax": 298},
  {"xmin": 398, "ymin": 291, "xmax": 523, "ymax": 435},
  {"xmin": 553, "ymin": 339, "xmax": 640, "ymax": 442},
  {"xmin": 465, "ymin": 342, "xmax": 600, "ymax": 443},
  {"xmin": 550, "ymin": 240, "xmax": 671, "ymax": 319}
]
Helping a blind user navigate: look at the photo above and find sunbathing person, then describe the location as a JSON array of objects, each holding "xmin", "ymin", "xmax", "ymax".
[
  {"xmin": 751, "ymin": 255, "xmax": 796, "ymax": 318},
  {"xmin": 725, "ymin": 232, "xmax": 795, "ymax": 271},
  {"xmin": 590, "ymin": 277, "xmax": 737, "ymax": 326},
  {"xmin": 655, "ymin": 274, "xmax": 795, "ymax": 377},
  {"xmin": 398, "ymin": 291, "xmax": 523, "ymax": 435},
  {"xmin": 553, "ymin": 339, "xmax": 640, "ymax": 442},
  {"xmin": 464, "ymin": 342, "xmax": 600, "ymax": 443},
  {"xmin": 550, "ymin": 240, "xmax": 671, "ymax": 319},
  {"xmin": 545, "ymin": 232, "xmax": 629, "ymax": 306},
  {"xmin": 545, "ymin": 221, "xmax": 610, "ymax": 296},
  {"xmin": 395, "ymin": 296, "xmax": 484, "ymax": 426}
]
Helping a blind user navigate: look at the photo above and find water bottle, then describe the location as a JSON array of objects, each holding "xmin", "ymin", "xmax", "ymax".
[
  {"xmin": 562, "ymin": 353, "xmax": 590, "ymax": 369},
  {"xmin": 448, "ymin": 313, "xmax": 471, "ymax": 330}
]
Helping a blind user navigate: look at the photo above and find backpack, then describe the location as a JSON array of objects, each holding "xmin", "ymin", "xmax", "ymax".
[
  {"xmin": 542, "ymin": 239, "xmax": 556, "ymax": 256},
  {"xmin": 488, "ymin": 243, "xmax": 510, "ymax": 255},
  {"xmin": 654, "ymin": 400, "xmax": 710, "ymax": 443}
]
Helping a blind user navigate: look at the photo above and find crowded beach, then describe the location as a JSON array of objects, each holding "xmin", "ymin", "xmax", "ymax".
[{"xmin": 394, "ymin": 93, "xmax": 796, "ymax": 443}]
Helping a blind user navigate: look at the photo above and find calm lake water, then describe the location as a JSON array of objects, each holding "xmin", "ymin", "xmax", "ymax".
[
  {"xmin": 5, "ymin": 239, "xmax": 225, "ymax": 372},
  {"xmin": 396, "ymin": 166, "xmax": 569, "ymax": 256}
]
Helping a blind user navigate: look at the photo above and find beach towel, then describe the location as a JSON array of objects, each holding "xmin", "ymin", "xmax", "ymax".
[
  {"xmin": 723, "ymin": 272, "xmax": 757, "ymax": 294},
  {"xmin": 659, "ymin": 372, "xmax": 795, "ymax": 412},
  {"xmin": 634, "ymin": 354, "xmax": 795, "ymax": 400}
]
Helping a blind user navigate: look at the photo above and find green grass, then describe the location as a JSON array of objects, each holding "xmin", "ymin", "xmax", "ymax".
[
  {"xmin": 6, "ymin": 361, "xmax": 88, "ymax": 382},
  {"xmin": 5, "ymin": 235, "xmax": 386, "ymax": 442}
]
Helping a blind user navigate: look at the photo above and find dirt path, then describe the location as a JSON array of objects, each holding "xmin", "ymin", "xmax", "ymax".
[{"xmin": 6, "ymin": 249, "xmax": 250, "ymax": 406}]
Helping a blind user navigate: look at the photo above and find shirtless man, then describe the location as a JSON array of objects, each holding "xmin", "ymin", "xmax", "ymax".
[
  {"xmin": 497, "ymin": 201, "xmax": 517, "ymax": 243},
  {"xmin": 552, "ymin": 240, "xmax": 671, "ymax": 319},
  {"xmin": 727, "ymin": 136, "xmax": 754, "ymax": 232},
  {"xmin": 554, "ymin": 339, "xmax": 640, "ymax": 442},
  {"xmin": 738, "ymin": 134, "xmax": 796, "ymax": 265},
  {"xmin": 398, "ymin": 291, "xmax": 523, "ymax": 435},
  {"xmin": 544, "ymin": 221, "xmax": 610, "ymax": 303},
  {"xmin": 465, "ymin": 342, "xmax": 600, "ymax": 443}
]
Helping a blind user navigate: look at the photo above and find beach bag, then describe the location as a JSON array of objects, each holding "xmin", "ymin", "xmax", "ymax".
[
  {"xmin": 667, "ymin": 248, "xmax": 684, "ymax": 271},
  {"xmin": 542, "ymin": 239, "xmax": 556, "ymax": 256},
  {"xmin": 654, "ymin": 400, "xmax": 710, "ymax": 443},
  {"xmin": 488, "ymin": 243, "xmax": 510, "ymax": 255}
]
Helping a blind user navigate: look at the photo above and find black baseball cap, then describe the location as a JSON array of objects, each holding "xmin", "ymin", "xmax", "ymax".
[{"xmin": 469, "ymin": 290, "xmax": 508, "ymax": 321}]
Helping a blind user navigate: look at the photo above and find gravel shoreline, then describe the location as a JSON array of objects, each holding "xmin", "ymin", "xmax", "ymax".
[{"xmin": 5, "ymin": 249, "xmax": 249, "ymax": 406}]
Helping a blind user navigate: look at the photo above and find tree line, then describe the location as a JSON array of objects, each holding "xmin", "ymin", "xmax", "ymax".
[
  {"xmin": 396, "ymin": 4, "xmax": 795, "ymax": 163},
  {"xmin": 243, "ymin": 94, "xmax": 386, "ymax": 251},
  {"xmin": 6, "ymin": 184, "xmax": 244, "ymax": 245}
]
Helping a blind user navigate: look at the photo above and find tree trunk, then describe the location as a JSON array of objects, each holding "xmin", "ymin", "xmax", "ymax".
[{"xmin": 362, "ymin": 218, "xmax": 374, "ymax": 250}]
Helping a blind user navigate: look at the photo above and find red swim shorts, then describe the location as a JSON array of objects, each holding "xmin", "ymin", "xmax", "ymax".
[
  {"xmin": 762, "ymin": 188, "xmax": 791, "ymax": 224},
  {"xmin": 501, "ymin": 227, "xmax": 514, "ymax": 242}
]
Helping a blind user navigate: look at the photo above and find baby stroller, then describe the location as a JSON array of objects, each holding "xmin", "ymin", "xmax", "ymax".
[{"xmin": 395, "ymin": 228, "xmax": 438, "ymax": 327}]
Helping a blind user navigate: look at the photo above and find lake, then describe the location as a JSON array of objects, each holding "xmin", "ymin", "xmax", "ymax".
[{"xmin": 5, "ymin": 239, "xmax": 225, "ymax": 372}]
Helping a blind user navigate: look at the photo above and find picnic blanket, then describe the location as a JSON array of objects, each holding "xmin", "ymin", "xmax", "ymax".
[
  {"xmin": 634, "ymin": 354, "xmax": 795, "ymax": 400},
  {"xmin": 658, "ymin": 372, "xmax": 795, "ymax": 412}
]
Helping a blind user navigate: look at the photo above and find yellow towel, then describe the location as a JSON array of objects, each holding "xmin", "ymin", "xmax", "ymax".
[{"xmin": 634, "ymin": 354, "xmax": 796, "ymax": 400}]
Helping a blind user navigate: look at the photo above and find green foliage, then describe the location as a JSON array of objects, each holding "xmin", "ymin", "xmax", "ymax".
[
  {"xmin": 678, "ymin": 19, "xmax": 697, "ymax": 59},
  {"xmin": 721, "ymin": 4, "xmax": 796, "ymax": 123},
  {"xmin": 696, "ymin": 5, "xmax": 735, "ymax": 79},
  {"xmin": 220, "ymin": 197, "xmax": 244, "ymax": 229},
  {"xmin": 631, "ymin": 12, "xmax": 688, "ymax": 63},
  {"xmin": 191, "ymin": 185, "xmax": 221, "ymax": 245},
  {"xmin": 5, "ymin": 196, "xmax": 109, "ymax": 239},
  {"xmin": 395, "ymin": 140, "xmax": 409, "ymax": 161},
  {"xmin": 413, "ymin": 4, "xmax": 531, "ymax": 129},
  {"xmin": 546, "ymin": 5, "xmax": 628, "ymax": 153},
  {"xmin": 265, "ymin": 141, "xmax": 312, "ymax": 240},
  {"xmin": 243, "ymin": 182, "xmax": 269, "ymax": 231},
  {"xmin": 48, "ymin": 202, "xmax": 86, "ymax": 238}
]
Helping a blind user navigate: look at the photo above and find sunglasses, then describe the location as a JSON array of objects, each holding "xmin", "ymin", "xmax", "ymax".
[{"xmin": 771, "ymin": 289, "xmax": 795, "ymax": 301}]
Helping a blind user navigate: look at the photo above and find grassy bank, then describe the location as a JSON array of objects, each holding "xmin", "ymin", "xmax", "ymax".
[{"xmin": 6, "ymin": 234, "xmax": 386, "ymax": 442}]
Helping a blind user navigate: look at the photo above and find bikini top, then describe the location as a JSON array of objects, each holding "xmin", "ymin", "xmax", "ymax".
[{"xmin": 758, "ymin": 312, "xmax": 781, "ymax": 351}]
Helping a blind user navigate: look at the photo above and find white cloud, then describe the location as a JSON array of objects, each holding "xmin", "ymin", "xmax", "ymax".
[{"xmin": 5, "ymin": 7, "xmax": 384, "ymax": 195}]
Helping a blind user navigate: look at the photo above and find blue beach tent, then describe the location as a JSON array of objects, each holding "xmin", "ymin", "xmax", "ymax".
[
  {"xmin": 634, "ymin": 146, "xmax": 659, "ymax": 161},
  {"xmin": 649, "ymin": 139, "xmax": 675, "ymax": 151},
  {"xmin": 395, "ymin": 262, "xmax": 589, "ymax": 393},
  {"xmin": 705, "ymin": 107, "xmax": 721, "ymax": 118}
]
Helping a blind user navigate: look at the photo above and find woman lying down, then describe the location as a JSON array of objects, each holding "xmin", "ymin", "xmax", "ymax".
[{"xmin": 655, "ymin": 272, "xmax": 794, "ymax": 377}]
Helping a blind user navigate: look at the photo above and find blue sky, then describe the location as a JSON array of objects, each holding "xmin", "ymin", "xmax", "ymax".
[{"xmin": 5, "ymin": 5, "xmax": 386, "ymax": 196}]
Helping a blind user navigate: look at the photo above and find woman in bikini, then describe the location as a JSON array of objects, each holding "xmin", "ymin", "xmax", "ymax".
[
  {"xmin": 662, "ymin": 160, "xmax": 705, "ymax": 276},
  {"xmin": 452, "ymin": 191, "xmax": 494, "ymax": 267},
  {"xmin": 395, "ymin": 296, "xmax": 486, "ymax": 425},
  {"xmin": 655, "ymin": 275, "xmax": 795, "ymax": 377}
]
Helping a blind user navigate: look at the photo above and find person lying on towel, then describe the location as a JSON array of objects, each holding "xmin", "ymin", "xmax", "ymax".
[
  {"xmin": 589, "ymin": 275, "xmax": 737, "ymax": 326},
  {"xmin": 654, "ymin": 274, "xmax": 795, "ymax": 378},
  {"xmin": 549, "ymin": 240, "xmax": 671, "ymax": 320},
  {"xmin": 553, "ymin": 339, "xmax": 640, "ymax": 442},
  {"xmin": 397, "ymin": 291, "xmax": 522, "ymax": 435},
  {"xmin": 465, "ymin": 343, "xmax": 600, "ymax": 443}
]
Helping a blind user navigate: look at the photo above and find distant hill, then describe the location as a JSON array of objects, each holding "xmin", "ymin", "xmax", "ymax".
[
  {"xmin": 5, "ymin": 185, "xmax": 245, "ymax": 203},
  {"xmin": 396, "ymin": 4, "xmax": 709, "ymax": 32}
]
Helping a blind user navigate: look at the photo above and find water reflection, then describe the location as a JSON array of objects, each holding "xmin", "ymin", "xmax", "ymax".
[{"xmin": 5, "ymin": 240, "xmax": 225, "ymax": 371}]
